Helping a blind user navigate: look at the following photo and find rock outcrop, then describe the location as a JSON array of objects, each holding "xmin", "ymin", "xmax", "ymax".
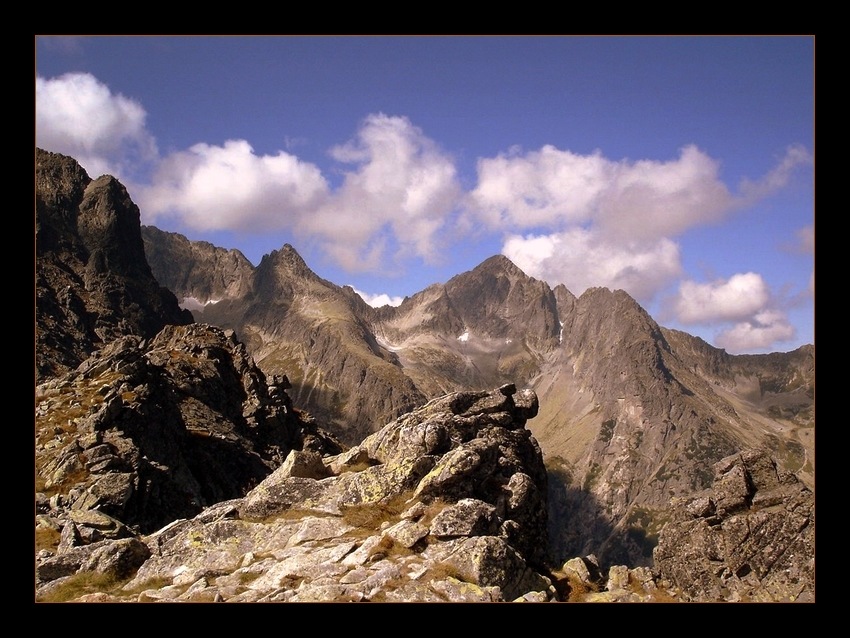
[
  {"xmin": 36, "ymin": 149, "xmax": 192, "ymax": 380},
  {"xmin": 35, "ymin": 322, "xmax": 342, "ymax": 544},
  {"xmin": 36, "ymin": 384, "xmax": 556, "ymax": 603},
  {"xmin": 652, "ymin": 449, "xmax": 814, "ymax": 602}
]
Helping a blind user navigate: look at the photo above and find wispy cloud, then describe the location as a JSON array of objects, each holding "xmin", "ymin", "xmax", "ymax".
[
  {"xmin": 738, "ymin": 144, "xmax": 812, "ymax": 203},
  {"xmin": 37, "ymin": 36, "xmax": 86, "ymax": 55},
  {"xmin": 795, "ymin": 225, "xmax": 814, "ymax": 254}
]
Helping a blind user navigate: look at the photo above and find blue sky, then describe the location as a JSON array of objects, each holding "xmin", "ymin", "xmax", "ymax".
[{"xmin": 35, "ymin": 35, "xmax": 814, "ymax": 354}]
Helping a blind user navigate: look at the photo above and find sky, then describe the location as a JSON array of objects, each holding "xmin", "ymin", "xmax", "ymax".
[{"xmin": 34, "ymin": 36, "xmax": 815, "ymax": 354}]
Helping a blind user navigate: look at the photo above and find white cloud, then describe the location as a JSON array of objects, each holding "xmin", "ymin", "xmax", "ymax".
[
  {"xmin": 469, "ymin": 146, "xmax": 608, "ymax": 229},
  {"xmin": 669, "ymin": 274, "xmax": 798, "ymax": 353},
  {"xmin": 137, "ymin": 140, "xmax": 329, "ymax": 231},
  {"xmin": 739, "ymin": 144, "xmax": 813, "ymax": 202},
  {"xmin": 715, "ymin": 310, "xmax": 795, "ymax": 353},
  {"xmin": 477, "ymin": 143, "xmax": 810, "ymax": 320},
  {"xmin": 503, "ymin": 229, "xmax": 682, "ymax": 303},
  {"xmin": 303, "ymin": 114, "xmax": 461, "ymax": 271},
  {"xmin": 36, "ymin": 72, "xmax": 463, "ymax": 276},
  {"xmin": 139, "ymin": 113, "xmax": 461, "ymax": 274},
  {"xmin": 673, "ymin": 273, "xmax": 771, "ymax": 324},
  {"xmin": 35, "ymin": 73, "xmax": 157, "ymax": 178},
  {"xmin": 469, "ymin": 144, "xmax": 736, "ymax": 242},
  {"xmin": 34, "ymin": 70, "xmax": 812, "ymax": 338},
  {"xmin": 351, "ymin": 287, "xmax": 404, "ymax": 308}
]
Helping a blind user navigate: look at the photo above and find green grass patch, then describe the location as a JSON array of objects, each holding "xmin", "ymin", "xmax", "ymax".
[{"xmin": 37, "ymin": 571, "xmax": 124, "ymax": 603}]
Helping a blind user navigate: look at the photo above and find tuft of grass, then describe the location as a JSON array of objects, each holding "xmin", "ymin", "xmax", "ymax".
[
  {"xmin": 340, "ymin": 490, "xmax": 416, "ymax": 531},
  {"xmin": 37, "ymin": 571, "xmax": 124, "ymax": 603},
  {"xmin": 35, "ymin": 526, "xmax": 61, "ymax": 554}
]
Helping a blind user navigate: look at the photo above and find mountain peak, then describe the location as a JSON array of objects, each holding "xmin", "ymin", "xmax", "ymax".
[
  {"xmin": 476, "ymin": 254, "xmax": 524, "ymax": 277},
  {"xmin": 260, "ymin": 243, "xmax": 312, "ymax": 277}
]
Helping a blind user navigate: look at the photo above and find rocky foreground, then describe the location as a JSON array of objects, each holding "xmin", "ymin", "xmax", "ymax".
[{"xmin": 36, "ymin": 363, "xmax": 814, "ymax": 601}]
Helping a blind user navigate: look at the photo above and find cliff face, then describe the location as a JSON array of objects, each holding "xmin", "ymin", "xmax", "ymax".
[
  {"xmin": 36, "ymin": 149, "xmax": 192, "ymax": 380},
  {"xmin": 140, "ymin": 225, "xmax": 255, "ymax": 309}
]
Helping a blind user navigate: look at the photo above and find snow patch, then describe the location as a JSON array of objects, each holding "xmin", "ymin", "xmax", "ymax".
[
  {"xmin": 180, "ymin": 297, "xmax": 221, "ymax": 311},
  {"xmin": 505, "ymin": 338, "xmax": 513, "ymax": 345},
  {"xmin": 457, "ymin": 331, "xmax": 470, "ymax": 343},
  {"xmin": 559, "ymin": 321, "xmax": 565, "ymax": 344},
  {"xmin": 376, "ymin": 335, "xmax": 403, "ymax": 352}
]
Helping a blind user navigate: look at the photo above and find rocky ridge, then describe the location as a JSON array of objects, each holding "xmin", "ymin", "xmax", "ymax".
[
  {"xmin": 35, "ymin": 322, "xmax": 342, "ymax": 541},
  {"xmin": 37, "ymin": 384, "xmax": 560, "ymax": 602},
  {"xmin": 145, "ymin": 225, "xmax": 814, "ymax": 566},
  {"xmin": 36, "ymin": 149, "xmax": 192, "ymax": 380},
  {"xmin": 36, "ymin": 149, "xmax": 815, "ymax": 602}
]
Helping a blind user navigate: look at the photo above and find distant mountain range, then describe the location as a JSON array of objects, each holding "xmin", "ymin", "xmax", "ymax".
[
  {"xmin": 35, "ymin": 148, "xmax": 814, "ymax": 600},
  {"xmin": 140, "ymin": 214, "xmax": 813, "ymax": 567}
]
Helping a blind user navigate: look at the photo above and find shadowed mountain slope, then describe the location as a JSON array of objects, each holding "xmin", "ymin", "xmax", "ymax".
[
  {"xmin": 143, "ymin": 226, "xmax": 814, "ymax": 567},
  {"xmin": 36, "ymin": 149, "xmax": 192, "ymax": 380}
]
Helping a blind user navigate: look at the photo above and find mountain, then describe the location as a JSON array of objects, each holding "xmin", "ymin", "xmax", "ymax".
[
  {"xmin": 141, "ymin": 230, "xmax": 426, "ymax": 445},
  {"xmin": 36, "ymin": 149, "xmax": 193, "ymax": 380},
  {"xmin": 36, "ymin": 149, "xmax": 814, "ymax": 601},
  {"xmin": 144, "ymin": 226, "xmax": 814, "ymax": 566}
]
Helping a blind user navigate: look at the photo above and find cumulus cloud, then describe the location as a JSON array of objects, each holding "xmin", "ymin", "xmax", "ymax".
[
  {"xmin": 36, "ymin": 72, "xmax": 462, "ymax": 275},
  {"xmin": 469, "ymin": 146, "xmax": 608, "ymax": 229},
  {"xmin": 35, "ymin": 73, "xmax": 157, "ymax": 178},
  {"xmin": 503, "ymin": 229, "xmax": 682, "ymax": 304},
  {"xmin": 672, "ymin": 273, "xmax": 771, "ymax": 324},
  {"xmin": 303, "ymin": 114, "xmax": 461, "ymax": 271},
  {"xmin": 34, "ymin": 71, "xmax": 811, "ymax": 350},
  {"xmin": 137, "ymin": 140, "xmax": 329, "ymax": 231},
  {"xmin": 715, "ymin": 310, "xmax": 795, "ymax": 353},
  {"xmin": 472, "ymin": 143, "xmax": 811, "ymax": 313},
  {"xmin": 351, "ymin": 287, "xmax": 404, "ymax": 308},
  {"xmin": 469, "ymin": 144, "xmax": 735, "ymax": 242},
  {"xmin": 668, "ymin": 274, "xmax": 797, "ymax": 353},
  {"xmin": 138, "ymin": 113, "xmax": 460, "ymax": 273}
]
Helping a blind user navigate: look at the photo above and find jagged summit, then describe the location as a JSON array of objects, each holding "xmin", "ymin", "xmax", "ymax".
[
  {"xmin": 259, "ymin": 243, "xmax": 311, "ymax": 275},
  {"xmin": 36, "ymin": 148, "xmax": 192, "ymax": 380},
  {"xmin": 474, "ymin": 253, "xmax": 527, "ymax": 276},
  {"xmin": 36, "ymin": 151, "xmax": 814, "ymax": 601}
]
